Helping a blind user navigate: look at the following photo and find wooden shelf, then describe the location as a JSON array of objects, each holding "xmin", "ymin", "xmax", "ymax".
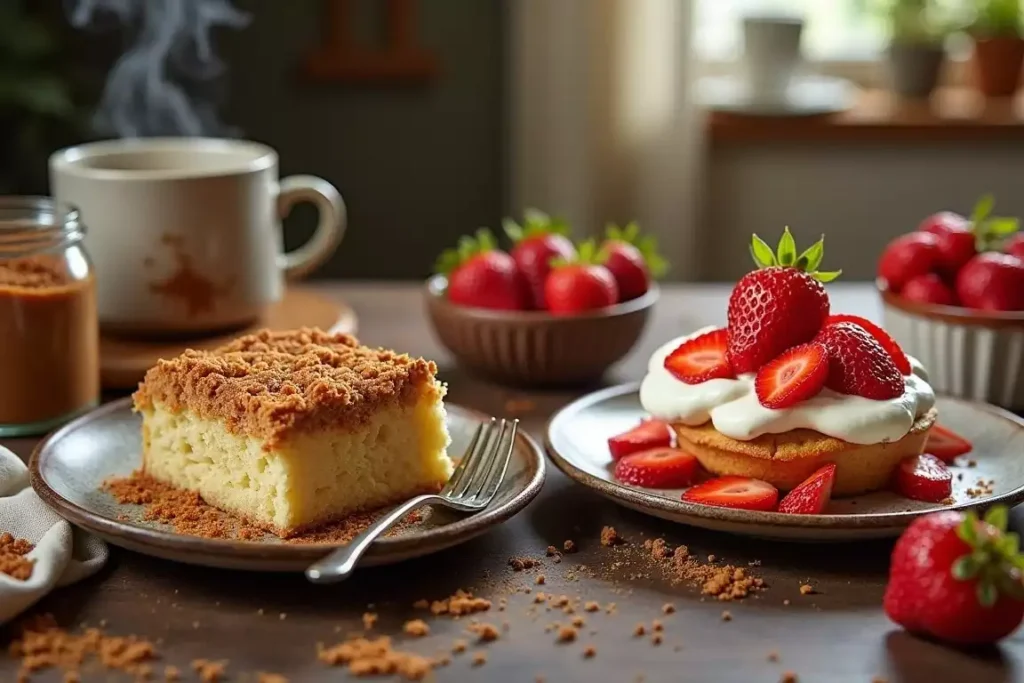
[{"xmin": 709, "ymin": 88, "xmax": 1024, "ymax": 144}]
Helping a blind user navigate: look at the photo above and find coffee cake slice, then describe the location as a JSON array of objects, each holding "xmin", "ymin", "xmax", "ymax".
[{"xmin": 132, "ymin": 328, "xmax": 453, "ymax": 537}]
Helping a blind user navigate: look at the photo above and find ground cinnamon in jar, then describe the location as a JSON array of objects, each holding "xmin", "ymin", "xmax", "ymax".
[{"xmin": 0, "ymin": 200, "xmax": 99, "ymax": 435}]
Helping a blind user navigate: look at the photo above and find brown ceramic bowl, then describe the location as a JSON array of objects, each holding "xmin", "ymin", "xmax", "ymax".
[
  {"xmin": 425, "ymin": 275, "xmax": 657, "ymax": 387},
  {"xmin": 877, "ymin": 278, "xmax": 1024, "ymax": 411}
]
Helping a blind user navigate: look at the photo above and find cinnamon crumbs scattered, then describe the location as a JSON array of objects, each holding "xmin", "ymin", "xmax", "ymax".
[
  {"xmin": 600, "ymin": 526, "xmax": 623, "ymax": 547},
  {"xmin": 191, "ymin": 658, "xmax": 228, "ymax": 683},
  {"xmin": 317, "ymin": 636, "xmax": 434, "ymax": 680},
  {"xmin": 0, "ymin": 532, "xmax": 35, "ymax": 581},
  {"xmin": 428, "ymin": 590, "xmax": 491, "ymax": 616},
  {"xmin": 402, "ymin": 620, "xmax": 428, "ymax": 637},
  {"xmin": 103, "ymin": 471, "xmax": 426, "ymax": 542}
]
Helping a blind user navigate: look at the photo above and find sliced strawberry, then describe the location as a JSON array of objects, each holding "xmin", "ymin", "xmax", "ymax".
[
  {"xmin": 893, "ymin": 454, "xmax": 953, "ymax": 503},
  {"xmin": 608, "ymin": 420, "xmax": 675, "ymax": 461},
  {"xmin": 614, "ymin": 448, "xmax": 700, "ymax": 489},
  {"xmin": 777, "ymin": 463, "xmax": 836, "ymax": 514},
  {"xmin": 826, "ymin": 314, "xmax": 912, "ymax": 376},
  {"xmin": 754, "ymin": 342, "xmax": 829, "ymax": 409},
  {"xmin": 681, "ymin": 476, "xmax": 779, "ymax": 511},
  {"xmin": 664, "ymin": 328, "xmax": 734, "ymax": 385},
  {"xmin": 925, "ymin": 424, "xmax": 973, "ymax": 463}
]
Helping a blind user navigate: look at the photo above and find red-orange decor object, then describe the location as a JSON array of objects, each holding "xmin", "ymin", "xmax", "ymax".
[{"xmin": 302, "ymin": 0, "xmax": 438, "ymax": 83}]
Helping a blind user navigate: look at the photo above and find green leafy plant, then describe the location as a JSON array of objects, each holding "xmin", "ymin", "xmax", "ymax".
[
  {"xmin": 970, "ymin": 0, "xmax": 1023, "ymax": 37},
  {"xmin": 860, "ymin": 0, "xmax": 957, "ymax": 44},
  {"xmin": 0, "ymin": 1, "xmax": 80, "ymax": 194}
]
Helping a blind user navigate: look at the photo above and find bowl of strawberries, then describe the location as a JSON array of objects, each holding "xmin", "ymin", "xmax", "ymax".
[
  {"xmin": 877, "ymin": 194, "xmax": 1024, "ymax": 410},
  {"xmin": 425, "ymin": 210, "xmax": 664, "ymax": 387}
]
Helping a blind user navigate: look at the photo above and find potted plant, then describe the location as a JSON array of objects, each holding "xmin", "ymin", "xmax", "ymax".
[
  {"xmin": 968, "ymin": 0, "xmax": 1024, "ymax": 97},
  {"xmin": 879, "ymin": 0, "xmax": 950, "ymax": 98}
]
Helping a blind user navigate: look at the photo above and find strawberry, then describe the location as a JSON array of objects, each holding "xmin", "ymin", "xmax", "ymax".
[
  {"xmin": 925, "ymin": 424, "xmax": 973, "ymax": 463},
  {"xmin": 955, "ymin": 252, "xmax": 1024, "ymax": 312},
  {"xmin": 543, "ymin": 240, "xmax": 619, "ymax": 314},
  {"xmin": 816, "ymin": 322, "xmax": 904, "ymax": 400},
  {"xmin": 664, "ymin": 328, "xmax": 734, "ymax": 385},
  {"xmin": 600, "ymin": 222, "xmax": 668, "ymax": 302},
  {"xmin": 919, "ymin": 210, "xmax": 970, "ymax": 237},
  {"xmin": 727, "ymin": 229, "xmax": 837, "ymax": 375},
  {"xmin": 1006, "ymin": 233, "xmax": 1024, "ymax": 261},
  {"xmin": 608, "ymin": 419, "xmax": 675, "ymax": 461},
  {"xmin": 681, "ymin": 476, "xmax": 779, "ymax": 511},
  {"xmin": 893, "ymin": 453, "xmax": 952, "ymax": 503},
  {"xmin": 777, "ymin": 463, "xmax": 836, "ymax": 514},
  {"xmin": 504, "ymin": 209, "xmax": 577, "ymax": 309},
  {"xmin": 826, "ymin": 314, "xmax": 911, "ymax": 375},
  {"xmin": 614, "ymin": 447, "xmax": 700, "ymax": 489},
  {"xmin": 754, "ymin": 342, "xmax": 829, "ymax": 409},
  {"xmin": 924, "ymin": 195, "xmax": 1021, "ymax": 277},
  {"xmin": 900, "ymin": 273, "xmax": 957, "ymax": 306},
  {"xmin": 435, "ymin": 229, "xmax": 529, "ymax": 310},
  {"xmin": 878, "ymin": 232, "xmax": 941, "ymax": 293},
  {"xmin": 884, "ymin": 506, "xmax": 1024, "ymax": 645}
]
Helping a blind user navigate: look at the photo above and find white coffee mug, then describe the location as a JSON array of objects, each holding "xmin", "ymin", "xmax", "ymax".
[
  {"xmin": 741, "ymin": 16, "xmax": 805, "ymax": 105},
  {"xmin": 49, "ymin": 137, "xmax": 346, "ymax": 335}
]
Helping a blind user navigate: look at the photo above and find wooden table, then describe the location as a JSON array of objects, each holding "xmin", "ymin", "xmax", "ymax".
[{"xmin": 3, "ymin": 282, "xmax": 1020, "ymax": 683}]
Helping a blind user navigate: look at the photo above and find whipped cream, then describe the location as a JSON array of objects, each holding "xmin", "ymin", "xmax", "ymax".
[{"xmin": 639, "ymin": 327, "xmax": 936, "ymax": 446}]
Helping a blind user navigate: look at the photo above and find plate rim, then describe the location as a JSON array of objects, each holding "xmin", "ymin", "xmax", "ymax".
[
  {"xmin": 545, "ymin": 382, "xmax": 1024, "ymax": 531},
  {"xmin": 30, "ymin": 397, "xmax": 546, "ymax": 563}
]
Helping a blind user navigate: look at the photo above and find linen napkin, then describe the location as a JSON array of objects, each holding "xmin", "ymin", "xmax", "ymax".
[{"xmin": 0, "ymin": 445, "xmax": 107, "ymax": 624}]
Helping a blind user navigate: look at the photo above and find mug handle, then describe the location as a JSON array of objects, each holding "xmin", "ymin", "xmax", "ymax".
[{"xmin": 277, "ymin": 175, "xmax": 347, "ymax": 280}]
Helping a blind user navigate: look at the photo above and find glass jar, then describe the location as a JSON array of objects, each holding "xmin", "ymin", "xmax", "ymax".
[{"xmin": 0, "ymin": 197, "xmax": 99, "ymax": 436}]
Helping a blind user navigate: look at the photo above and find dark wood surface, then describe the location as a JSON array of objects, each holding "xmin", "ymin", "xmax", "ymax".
[{"xmin": 3, "ymin": 283, "xmax": 1022, "ymax": 683}]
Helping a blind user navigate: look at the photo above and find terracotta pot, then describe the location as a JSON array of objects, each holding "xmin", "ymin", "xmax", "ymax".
[
  {"xmin": 888, "ymin": 43, "xmax": 945, "ymax": 99},
  {"xmin": 971, "ymin": 36, "xmax": 1024, "ymax": 97}
]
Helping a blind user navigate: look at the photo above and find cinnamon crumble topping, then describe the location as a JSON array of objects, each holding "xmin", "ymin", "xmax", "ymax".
[
  {"xmin": 0, "ymin": 532, "xmax": 35, "ymax": 580},
  {"xmin": 132, "ymin": 328, "xmax": 440, "ymax": 447}
]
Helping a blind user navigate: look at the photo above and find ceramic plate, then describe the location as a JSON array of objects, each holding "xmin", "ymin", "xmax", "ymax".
[
  {"xmin": 546, "ymin": 384, "xmax": 1024, "ymax": 541},
  {"xmin": 30, "ymin": 398, "xmax": 545, "ymax": 571},
  {"xmin": 696, "ymin": 74, "xmax": 855, "ymax": 117}
]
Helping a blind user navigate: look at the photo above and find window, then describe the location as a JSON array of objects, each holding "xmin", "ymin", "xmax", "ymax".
[{"xmin": 695, "ymin": 0, "xmax": 971, "ymax": 64}]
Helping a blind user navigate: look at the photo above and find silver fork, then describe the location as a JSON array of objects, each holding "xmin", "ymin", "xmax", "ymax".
[{"xmin": 304, "ymin": 417, "xmax": 518, "ymax": 583}]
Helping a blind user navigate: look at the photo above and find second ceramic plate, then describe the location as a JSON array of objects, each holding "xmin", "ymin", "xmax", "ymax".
[
  {"xmin": 31, "ymin": 398, "xmax": 545, "ymax": 571},
  {"xmin": 546, "ymin": 384, "xmax": 1024, "ymax": 541}
]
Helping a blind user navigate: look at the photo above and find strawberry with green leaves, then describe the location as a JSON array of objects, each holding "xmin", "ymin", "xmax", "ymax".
[
  {"xmin": 918, "ymin": 193, "xmax": 1020, "ymax": 276},
  {"xmin": 544, "ymin": 239, "xmax": 619, "ymax": 315},
  {"xmin": 435, "ymin": 228, "xmax": 529, "ymax": 311},
  {"xmin": 504, "ymin": 209, "xmax": 577, "ymax": 310},
  {"xmin": 884, "ymin": 506, "xmax": 1024, "ymax": 645},
  {"xmin": 727, "ymin": 229, "xmax": 839, "ymax": 374},
  {"xmin": 600, "ymin": 222, "xmax": 668, "ymax": 302}
]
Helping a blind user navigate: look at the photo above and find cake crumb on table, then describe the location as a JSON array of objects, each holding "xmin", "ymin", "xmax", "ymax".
[
  {"xmin": 257, "ymin": 673, "xmax": 289, "ymax": 683},
  {"xmin": 583, "ymin": 601, "xmax": 600, "ymax": 612},
  {"xmin": 767, "ymin": 651, "xmax": 780, "ymax": 662},
  {"xmin": 164, "ymin": 665, "xmax": 181, "ymax": 681},
  {"xmin": 452, "ymin": 639, "xmax": 468, "ymax": 654},
  {"xmin": 403, "ymin": 620, "xmax": 429, "ymax": 637},
  {"xmin": 191, "ymin": 659, "xmax": 228, "ymax": 683},
  {"xmin": 583, "ymin": 645, "xmax": 596, "ymax": 658},
  {"xmin": 412, "ymin": 599, "xmax": 429, "ymax": 609},
  {"xmin": 652, "ymin": 620, "xmax": 663, "ymax": 632},
  {"xmin": 0, "ymin": 532, "xmax": 35, "ymax": 581},
  {"xmin": 600, "ymin": 526, "xmax": 623, "ymax": 547},
  {"xmin": 469, "ymin": 623, "xmax": 500, "ymax": 642},
  {"xmin": 430, "ymin": 590, "xmax": 491, "ymax": 616},
  {"xmin": 781, "ymin": 672, "xmax": 799, "ymax": 683},
  {"xmin": 362, "ymin": 613, "xmax": 378, "ymax": 630},
  {"xmin": 651, "ymin": 634, "xmax": 663, "ymax": 646},
  {"xmin": 546, "ymin": 545, "xmax": 559, "ymax": 557},
  {"xmin": 536, "ymin": 574, "xmax": 546, "ymax": 585},
  {"xmin": 634, "ymin": 623, "xmax": 646, "ymax": 636},
  {"xmin": 721, "ymin": 611, "xmax": 732, "ymax": 621},
  {"xmin": 318, "ymin": 636, "xmax": 434, "ymax": 681},
  {"xmin": 509, "ymin": 556, "xmax": 542, "ymax": 571},
  {"xmin": 563, "ymin": 540, "xmax": 576, "ymax": 553},
  {"xmin": 557, "ymin": 626, "xmax": 578, "ymax": 643},
  {"xmin": 571, "ymin": 616, "xmax": 585, "ymax": 628},
  {"xmin": 661, "ymin": 603, "xmax": 675, "ymax": 614},
  {"xmin": 799, "ymin": 584, "xmax": 815, "ymax": 595},
  {"xmin": 472, "ymin": 652, "xmax": 487, "ymax": 667}
]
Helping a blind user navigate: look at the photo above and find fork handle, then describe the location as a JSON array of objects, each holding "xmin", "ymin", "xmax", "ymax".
[{"xmin": 305, "ymin": 494, "xmax": 441, "ymax": 583}]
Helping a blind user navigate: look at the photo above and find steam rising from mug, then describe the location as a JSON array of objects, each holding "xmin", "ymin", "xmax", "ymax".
[{"xmin": 64, "ymin": 0, "xmax": 251, "ymax": 138}]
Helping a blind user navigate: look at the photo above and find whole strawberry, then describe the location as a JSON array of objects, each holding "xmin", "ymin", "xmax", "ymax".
[
  {"xmin": 884, "ymin": 506, "xmax": 1024, "ymax": 645},
  {"xmin": 435, "ymin": 229, "xmax": 529, "ymax": 311},
  {"xmin": 544, "ymin": 240, "xmax": 619, "ymax": 315},
  {"xmin": 727, "ymin": 229, "xmax": 838, "ymax": 375},
  {"xmin": 1006, "ymin": 233, "xmax": 1024, "ymax": 261},
  {"xmin": 917, "ymin": 195, "xmax": 1021, "ymax": 277},
  {"xmin": 504, "ymin": 209, "xmax": 577, "ymax": 309},
  {"xmin": 956, "ymin": 252, "xmax": 1024, "ymax": 312},
  {"xmin": 600, "ymin": 222, "xmax": 668, "ymax": 302}
]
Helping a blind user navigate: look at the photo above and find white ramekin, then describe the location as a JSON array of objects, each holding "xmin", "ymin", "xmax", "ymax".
[{"xmin": 879, "ymin": 284, "xmax": 1024, "ymax": 411}]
